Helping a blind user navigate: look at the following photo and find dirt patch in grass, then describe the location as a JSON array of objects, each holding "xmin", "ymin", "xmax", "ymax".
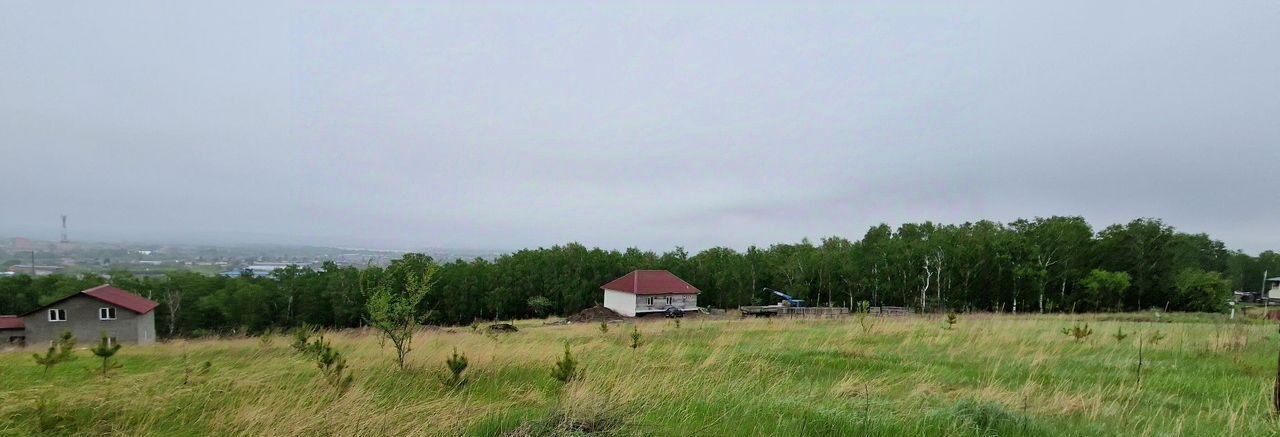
[{"xmin": 566, "ymin": 305, "xmax": 625, "ymax": 323}]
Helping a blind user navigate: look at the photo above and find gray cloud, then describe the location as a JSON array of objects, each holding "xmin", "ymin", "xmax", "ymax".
[{"xmin": 2, "ymin": 1, "xmax": 1277, "ymax": 254}]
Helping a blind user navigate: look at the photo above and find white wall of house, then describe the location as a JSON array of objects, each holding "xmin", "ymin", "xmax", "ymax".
[
  {"xmin": 1269, "ymin": 281, "xmax": 1280, "ymax": 300},
  {"xmin": 634, "ymin": 293, "xmax": 697, "ymax": 313},
  {"xmin": 603, "ymin": 289, "xmax": 637, "ymax": 317}
]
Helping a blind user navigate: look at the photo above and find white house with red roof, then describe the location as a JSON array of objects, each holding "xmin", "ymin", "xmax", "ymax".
[
  {"xmin": 601, "ymin": 270, "xmax": 701, "ymax": 317},
  {"xmin": 8, "ymin": 284, "xmax": 159, "ymax": 347}
]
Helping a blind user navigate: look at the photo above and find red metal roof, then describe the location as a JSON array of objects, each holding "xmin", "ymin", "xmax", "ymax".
[
  {"xmin": 0, "ymin": 316, "xmax": 22, "ymax": 330},
  {"xmin": 601, "ymin": 270, "xmax": 700, "ymax": 295},
  {"xmin": 82, "ymin": 285, "xmax": 159, "ymax": 314}
]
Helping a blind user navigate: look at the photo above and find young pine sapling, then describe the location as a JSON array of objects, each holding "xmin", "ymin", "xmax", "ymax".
[
  {"xmin": 1063, "ymin": 322, "xmax": 1093, "ymax": 342},
  {"xmin": 313, "ymin": 338, "xmax": 354, "ymax": 394},
  {"xmin": 181, "ymin": 353, "xmax": 212, "ymax": 386},
  {"xmin": 1112, "ymin": 326, "xmax": 1129, "ymax": 343},
  {"xmin": 551, "ymin": 345, "xmax": 580, "ymax": 383},
  {"xmin": 445, "ymin": 347, "xmax": 468, "ymax": 388},
  {"xmin": 32, "ymin": 332, "xmax": 77, "ymax": 375},
  {"xmin": 89, "ymin": 332, "xmax": 122, "ymax": 377}
]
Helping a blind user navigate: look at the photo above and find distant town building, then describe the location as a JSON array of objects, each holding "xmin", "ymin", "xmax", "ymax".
[
  {"xmin": 220, "ymin": 262, "xmax": 316, "ymax": 278},
  {"xmin": 6, "ymin": 265, "xmax": 63, "ymax": 276}
]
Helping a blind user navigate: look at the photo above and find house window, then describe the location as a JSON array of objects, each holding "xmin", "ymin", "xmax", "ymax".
[
  {"xmin": 99, "ymin": 307, "xmax": 117, "ymax": 320},
  {"xmin": 48, "ymin": 309, "xmax": 66, "ymax": 322},
  {"xmin": 645, "ymin": 297, "xmax": 654, "ymax": 305}
]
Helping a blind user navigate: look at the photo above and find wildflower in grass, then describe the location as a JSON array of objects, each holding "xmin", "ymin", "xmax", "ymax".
[
  {"xmin": 551, "ymin": 345, "xmax": 580, "ymax": 383},
  {"xmin": 88, "ymin": 332, "xmax": 122, "ymax": 377},
  {"xmin": 32, "ymin": 331, "xmax": 76, "ymax": 375},
  {"xmin": 445, "ymin": 347, "xmax": 468, "ymax": 388}
]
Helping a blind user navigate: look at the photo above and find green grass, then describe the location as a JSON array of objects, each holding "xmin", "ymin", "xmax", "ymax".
[{"xmin": 2, "ymin": 313, "xmax": 1279, "ymax": 436}]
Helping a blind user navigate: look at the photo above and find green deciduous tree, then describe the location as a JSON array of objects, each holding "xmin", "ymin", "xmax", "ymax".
[
  {"xmin": 1173, "ymin": 268, "xmax": 1231, "ymax": 312},
  {"xmin": 366, "ymin": 264, "xmax": 437, "ymax": 369},
  {"xmin": 1079, "ymin": 270, "xmax": 1131, "ymax": 312}
]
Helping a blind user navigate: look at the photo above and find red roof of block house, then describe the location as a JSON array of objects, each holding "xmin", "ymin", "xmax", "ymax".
[
  {"xmin": 601, "ymin": 270, "xmax": 700, "ymax": 295},
  {"xmin": 21, "ymin": 284, "xmax": 159, "ymax": 316},
  {"xmin": 0, "ymin": 316, "xmax": 22, "ymax": 330},
  {"xmin": 84, "ymin": 285, "xmax": 160, "ymax": 314}
]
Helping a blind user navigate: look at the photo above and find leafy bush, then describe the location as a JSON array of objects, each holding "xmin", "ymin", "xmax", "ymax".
[
  {"xmin": 598, "ymin": 322, "xmax": 608, "ymax": 334},
  {"xmin": 945, "ymin": 312, "xmax": 958, "ymax": 330},
  {"xmin": 527, "ymin": 295, "xmax": 553, "ymax": 318},
  {"xmin": 629, "ymin": 326, "xmax": 641, "ymax": 350}
]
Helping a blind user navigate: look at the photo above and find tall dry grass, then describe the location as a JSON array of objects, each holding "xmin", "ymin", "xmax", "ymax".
[{"xmin": 0, "ymin": 313, "xmax": 1276, "ymax": 436}]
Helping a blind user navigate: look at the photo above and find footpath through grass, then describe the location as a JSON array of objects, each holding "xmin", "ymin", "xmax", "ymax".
[{"xmin": 1, "ymin": 313, "xmax": 1278, "ymax": 436}]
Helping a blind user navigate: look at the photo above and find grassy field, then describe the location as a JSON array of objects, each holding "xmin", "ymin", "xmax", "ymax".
[{"xmin": 2, "ymin": 313, "xmax": 1279, "ymax": 436}]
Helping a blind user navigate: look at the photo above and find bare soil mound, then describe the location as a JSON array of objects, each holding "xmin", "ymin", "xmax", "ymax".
[{"xmin": 567, "ymin": 305, "xmax": 624, "ymax": 323}]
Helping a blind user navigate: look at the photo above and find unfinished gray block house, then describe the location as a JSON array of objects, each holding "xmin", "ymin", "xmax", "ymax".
[
  {"xmin": 602, "ymin": 270, "xmax": 700, "ymax": 317},
  {"xmin": 4, "ymin": 284, "xmax": 159, "ymax": 347}
]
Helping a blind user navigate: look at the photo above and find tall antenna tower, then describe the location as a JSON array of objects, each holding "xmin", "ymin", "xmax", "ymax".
[{"xmin": 60, "ymin": 215, "xmax": 69, "ymax": 243}]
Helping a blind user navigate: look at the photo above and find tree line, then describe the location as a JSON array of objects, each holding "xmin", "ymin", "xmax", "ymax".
[{"xmin": 1, "ymin": 217, "xmax": 1277, "ymax": 338}]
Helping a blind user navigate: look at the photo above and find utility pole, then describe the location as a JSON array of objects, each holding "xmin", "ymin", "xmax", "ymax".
[{"xmin": 30, "ymin": 250, "xmax": 36, "ymax": 276}]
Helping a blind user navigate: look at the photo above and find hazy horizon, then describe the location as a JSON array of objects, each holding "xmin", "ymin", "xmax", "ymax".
[{"xmin": 3, "ymin": 2, "xmax": 1277, "ymax": 254}]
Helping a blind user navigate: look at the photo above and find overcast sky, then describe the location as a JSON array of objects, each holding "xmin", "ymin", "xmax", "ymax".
[{"xmin": 1, "ymin": 1, "xmax": 1277, "ymax": 254}]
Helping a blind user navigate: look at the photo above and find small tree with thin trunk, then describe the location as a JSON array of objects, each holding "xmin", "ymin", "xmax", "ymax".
[{"xmin": 366, "ymin": 266, "xmax": 437, "ymax": 369}]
